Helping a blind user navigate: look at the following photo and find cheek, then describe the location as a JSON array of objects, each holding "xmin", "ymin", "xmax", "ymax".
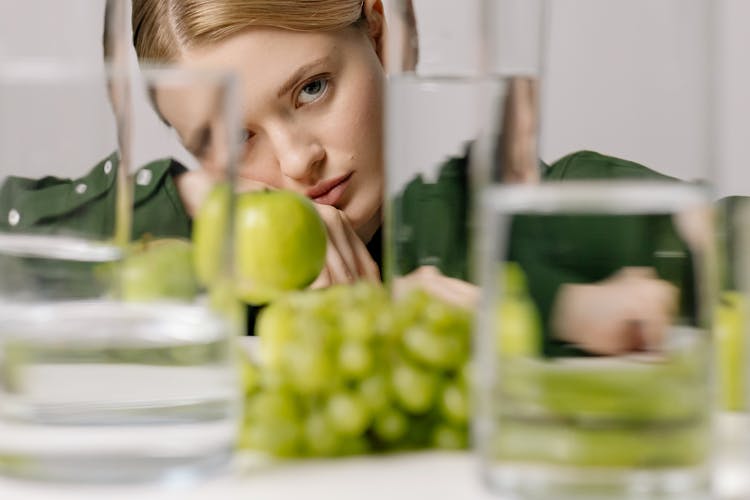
[
  {"xmin": 236, "ymin": 146, "xmax": 283, "ymax": 189},
  {"xmin": 341, "ymin": 76, "xmax": 383, "ymax": 173}
]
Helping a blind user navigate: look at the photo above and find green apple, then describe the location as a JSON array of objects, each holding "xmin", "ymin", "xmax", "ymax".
[
  {"xmin": 234, "ymin": 189, "xmax": 326, "ymax": 304},
  {"xmin": 120, "ymin": 237, "xmax": 199, "ymax": 301},
  {"xmin": 192, "ymin": 183, "xmax": 231, "ymax": 287},
  {"xmin": 193, "ymin": 185, "xmax": 327, "ymax": 305}
]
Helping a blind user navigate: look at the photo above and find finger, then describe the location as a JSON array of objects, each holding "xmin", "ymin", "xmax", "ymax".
[
  {"xmin": 324, "ymin": 237, "xmax": 357, "ymax": 284},
  {"xmin": 398, "ymin": 266, "xmax": 479, "ymax": 309},
  {"xmin": 314, "ymin": 205, "xmax": 359, "ymax": 283},
  {"xmin": 635, "ymin": 280, "xmax": 679, "ymax": 350},
  {"xmin": 613, "ymin": 266, "xmax": 657, "ymax": 282},
  {"xmin": 427, "ymin": 279, "xmax": 479, "ymax": 309},
  {"xmin": 341, "ymin": 220, "xmax": 380, "ymax": 282},
  {"xmin": 309, "ymin": 267, "xmax": 332, "ymax": 290}
]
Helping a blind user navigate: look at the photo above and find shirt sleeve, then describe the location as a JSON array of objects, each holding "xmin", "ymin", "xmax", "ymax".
[{"xmin": 0, "ymin": 154, "xmax": 192, "ymax": 241}]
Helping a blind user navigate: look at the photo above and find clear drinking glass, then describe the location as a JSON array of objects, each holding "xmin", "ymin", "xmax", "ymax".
[
  {"xmin": 383, "ymin": 0, "xmax": 544, "ymax": 284},
  {"xmin": 475, "ymin": 182, "xmax": 715, "ymax": 499},
  {"xmin": 471, "ymin": 1, "xmax": 720, "ymax": 498},
  {"xmin": 712, "ymin": 3, "xmax": 750, "ymax": 488},
  {"xmin": 0, "ymin": 63, "xmax": 242, "ymax": 483}
]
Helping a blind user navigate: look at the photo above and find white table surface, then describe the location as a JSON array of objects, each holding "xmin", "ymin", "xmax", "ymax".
[{"xmin": 1, "ymin": 414, "xmax": 748, "ymax": 500}]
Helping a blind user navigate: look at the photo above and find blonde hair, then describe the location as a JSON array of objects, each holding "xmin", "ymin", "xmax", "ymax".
[{"xmin": 131, "ymin": 0, "xmax": 366, "ymax": 62}]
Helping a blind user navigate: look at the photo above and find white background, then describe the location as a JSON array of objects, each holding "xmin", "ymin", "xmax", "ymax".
[{"xmin": 0, "ymin": 0, "xmax": 747, "ymax": 197}]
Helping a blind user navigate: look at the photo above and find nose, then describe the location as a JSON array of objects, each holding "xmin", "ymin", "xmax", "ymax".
[{"xmin": 268, "ymin": 121, "xmax": 325, "ymax": 183}]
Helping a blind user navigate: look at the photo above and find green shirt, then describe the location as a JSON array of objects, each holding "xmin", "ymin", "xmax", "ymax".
[
  {"xmin": 0, "ymin": 150, "xmax": 699, "ymax": 355},
  {"xmin": 390, "ymin": 150, "xmax": 697, "ymax": 356},
  {"xmin": 0, "ymin": 155, "xmax": 191, "ymax": 240}
]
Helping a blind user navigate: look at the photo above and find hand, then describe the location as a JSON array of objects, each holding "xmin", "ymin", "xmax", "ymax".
[
  {"xmin": 393, "ymin": 265, "xmax": 479, "ymax": 310},
  {"xmin": 174, "ymin": 169, "xmax": 215, "ymax": 217},
  {"xmin": 308, "ymin": 204, "xmax": 381, "ymax": 288},
  {"xmin": 551, "ymin": 267, "xmax": 679, "ymax": 355}
]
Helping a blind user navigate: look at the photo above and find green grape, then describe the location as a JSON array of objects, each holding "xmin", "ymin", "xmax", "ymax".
[
  {"xmin": 402, "ymin": 326, "xmax": 465, "ymax": 370},
  {"xmin": 439, "ymin": 381, "xmax": 469, "ymax": 425},
  {"xmin": 495, "ymin": 297, "xmax": 541, "ymax": 357},
  {"xmin": 339, "ymin": 309, "xmax": 377, "ymax": 341},
  {"xmin": 239, "ymin": 353, "xmax": 261, "ymax": 396},
  {"xmin": 338, "ymin": 339, "xmax": 373, "ymax": 379},
  {"xmin": 374, "ymin": 307, "xmax": 400, "ymax": 341},
  {"xmin": 240, "ymin": 416, "xmax": 303, "ymax": 457},
  {"xmin": 715, "ymin": 290, "xmax": 746, "ymax": 411},
  {"xmin": 246, "ymin": 390, "xmax": 299, "ymax": 423},
  {"xmin": 256, "ymin": 302, "xmax": 296, "ymax": 367},
  {"xmin": 494, "ymin": 418, "xmax": 708, "ymax": 467},
  {"xmin": 392, "ymin": 290, "xmax": 430, "ymax": 329},
  {"xmin": 458, "ymin": 361, "xmax": 474, "ymax": 388},
  {"xmin": 304, "ymin": 411, "xmax": 341, "ymax": 456},
  {"xmin": 325, "ymin": 391, "xmax": 371, "ymax": 437},
  {"xmin": 358, "ymin": 372, "xmax": 390, "ymax": 414},
  {"xmin": 500, "ymin": 354, "xmax": 707, "ymax": 422},
  {"xmin": 348, "ymin": 281, "xmax": 389, "ymax": 304},
  {"xmin": 281, "ymin": 343, "xmax": 334, "ymax": 395},
  {"xmin": 242, "ymin": 281, "xmax": 477, "ymax": 458},
  {"xmin": 423, "ymin": 300, "xmax": 472, "ymax": 334},
  {"xmin": 238, "ymin": 420, "xmax": 267, "ymax": 450},
  {"xmin": 503, "ymin": 261, "xmax": 530, "ymax": 296},
  {"xmin": 262, "ymin": 418, "xmax": 305, "ymax": 457},
  {"xmin": 403, "ymin": 413, "xmax": 438, "ymax": 447},
  {"xmin": 373, "ymin": 407, "xmax": 409, "ymax": 443},
  {"xmin": 391, "ymin": 362, "xmax": 438, "ymax": 414},
  {"xmin": 259, "ymin": 365, "xmax": 291, "ymax": 391},
  {"xmin": 297, "ymin": 314, "xmax": 338, "ymax": 346},
  {"xmin": 337, "ymin": 436, "xmax": 371, "ymax": 456},
  {"xmin": 431, "ymin": 423, "xmax": 468, "ymax": 450}
]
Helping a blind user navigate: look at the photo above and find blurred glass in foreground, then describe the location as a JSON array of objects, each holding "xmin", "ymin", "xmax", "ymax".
[
  {"xmin": 0, "ymin": 64, "xmax": 242, "ymax": 483},
  {"xmin": 384, "ymin": 0, "xmax": 544, "ymax": 284},
  {"xmin": 475, "ymin": 183, "xmax": 714, "ymax": 499}
]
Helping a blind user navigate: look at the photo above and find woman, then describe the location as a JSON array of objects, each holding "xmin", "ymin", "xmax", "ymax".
[
  {"xmin": 135, "ymin": 0, "xmax": 388, "ymax": 290},
  {"xmin": 0, "ymin": 0, "xmax": 691, "ymax": 356}
]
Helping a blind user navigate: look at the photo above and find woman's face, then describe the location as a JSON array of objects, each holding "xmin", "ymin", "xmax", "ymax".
[{"xmin": 160, "ymin": 25, "xmax": 385, "ymax": 240}]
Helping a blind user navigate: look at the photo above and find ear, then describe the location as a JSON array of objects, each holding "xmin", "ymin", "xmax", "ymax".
[{"xmin": 362, "ymin": 0, "xmax": 386, "ymax": 64}]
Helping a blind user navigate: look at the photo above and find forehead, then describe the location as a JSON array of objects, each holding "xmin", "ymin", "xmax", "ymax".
[
  {"xmin": 155, "ymin": 26, "xmax": 372, "ymax": 142},
  {"xmin": 178, "ymin": 27, "xmax": 365, "ymax": 92}
]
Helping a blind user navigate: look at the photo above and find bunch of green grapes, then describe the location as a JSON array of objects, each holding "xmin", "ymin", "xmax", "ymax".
[{"xmin": 237, "ymin": 282, "xmax": 473, "ymax": 457}]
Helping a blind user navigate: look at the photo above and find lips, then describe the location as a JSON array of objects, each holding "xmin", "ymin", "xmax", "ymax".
[{"xmin": 306, "ymin": 172, "xmax": 353, "ymax": 206}]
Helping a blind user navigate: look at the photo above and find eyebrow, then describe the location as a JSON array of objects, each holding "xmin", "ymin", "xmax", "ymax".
[{"xmin": 276, "ymin": 56, "xmax": 331, "ymax": 99}]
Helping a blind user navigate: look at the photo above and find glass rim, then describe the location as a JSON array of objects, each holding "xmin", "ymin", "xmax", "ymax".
[{"xmin": 480, "ymin": 181, "xmax": 711, "ymax": 215}]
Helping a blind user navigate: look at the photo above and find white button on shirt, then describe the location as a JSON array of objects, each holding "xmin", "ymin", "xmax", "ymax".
[
  {"xmin": 103, "ymin": 160, "xmax": 113, "ymax": 174},
  {"xmin": 136, "ymin": 169, "xmax": 152, "ymax": 186},
  {"xmin": 75, "ymin": 183, "xmax": 87, "ymax": 194},
  {"xmin": 8, "ymin": 209, "xmax": 20, "ymax": 227}
]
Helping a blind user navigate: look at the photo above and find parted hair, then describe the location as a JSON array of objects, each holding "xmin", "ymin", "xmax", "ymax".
[{"xmin": 130, "ymin": 0, "xmax": 366, "ymax": 62}]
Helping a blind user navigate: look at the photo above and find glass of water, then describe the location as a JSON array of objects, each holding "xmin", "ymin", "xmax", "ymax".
[
  {"xmin": 0, "ymin": 62, "xmax": 243, "ymax": 483},
  {"xmin": 383, "ymin": 0, "xmax": 544, "ymax": 284},
  {"xmin": 475, "ymin": 182, "xmax": 715, "ymax": 499}
]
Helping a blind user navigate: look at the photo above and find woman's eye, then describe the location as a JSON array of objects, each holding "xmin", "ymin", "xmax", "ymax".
[
  {"xmin": 240, "ymin": 129, "xmax": 253, "ymax": 143},
  {"xmin": 297, "ymin": 78, "xmax": 328, "ymax": 106}
]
